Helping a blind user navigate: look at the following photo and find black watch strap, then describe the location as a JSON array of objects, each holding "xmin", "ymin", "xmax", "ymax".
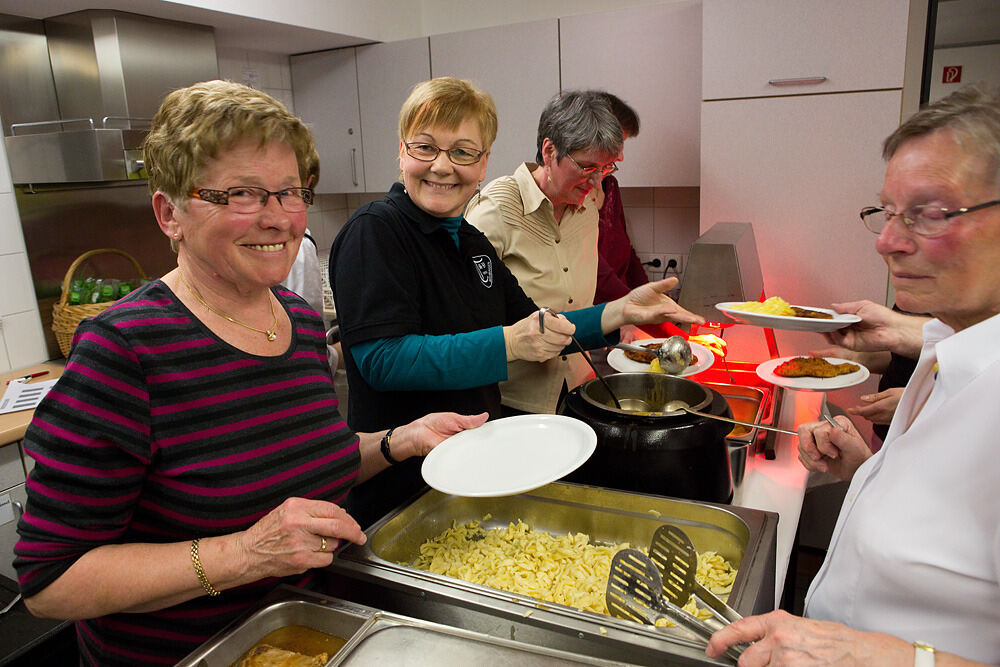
[{"xmin": 380, "ymin": 427, "xmax": 400, "ymax": 465}]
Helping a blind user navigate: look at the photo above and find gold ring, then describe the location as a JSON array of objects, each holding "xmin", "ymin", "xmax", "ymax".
[{"xmin": 319, "ymin": 536, "xmax": 327, "ymax": 552}]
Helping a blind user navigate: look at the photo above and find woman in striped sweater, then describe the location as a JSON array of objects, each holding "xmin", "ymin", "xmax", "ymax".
[{"xmin": 13, "ymin": 80, "xmax": 486, "ymax": 666}]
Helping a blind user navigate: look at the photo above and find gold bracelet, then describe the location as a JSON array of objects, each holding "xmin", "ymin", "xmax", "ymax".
[{"xmin": 190, "ymin": 538, "xmax": 220, "ymax": 597}]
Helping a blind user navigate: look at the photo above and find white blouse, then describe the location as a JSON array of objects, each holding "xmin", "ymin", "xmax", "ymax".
[{"xmin": 805, "ymin": 314, "xmax": 1000, "ymax": 663}]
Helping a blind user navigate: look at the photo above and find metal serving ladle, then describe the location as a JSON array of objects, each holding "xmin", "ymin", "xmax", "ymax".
[
  {"xmin": 538, "ymin": 308, "xmax": 621, "ymax": 409},
  {"xmin": 662, "ymin": 399, "xmax": 798, "ymax": 436},
  {"xmin": 615, "ymin": 336, "xmax": 693, "ymax": 375}
]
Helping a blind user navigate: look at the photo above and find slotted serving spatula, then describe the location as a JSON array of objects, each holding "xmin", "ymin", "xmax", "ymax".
[
  {"xmin": 650, "ymin": 524, "xmax": 743, "ymax": 625},
  {"xmin": 607, "ymin": 548, "xmax": 743, "ymax": 662}
]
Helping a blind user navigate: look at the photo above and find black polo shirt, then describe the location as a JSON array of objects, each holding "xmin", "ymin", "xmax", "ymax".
[{"xmin": 330, "ymin": 182, "xmax": 537, "ymax": 433}]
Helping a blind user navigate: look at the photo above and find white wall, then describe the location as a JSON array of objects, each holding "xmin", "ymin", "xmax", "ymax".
[
  {"xmin": 928, "ymin": 43, "xmax": 1000, "ymax": 102},
  {"xmin": 0, "ymin": 118, "xmax": 51, "ymax": 370}
]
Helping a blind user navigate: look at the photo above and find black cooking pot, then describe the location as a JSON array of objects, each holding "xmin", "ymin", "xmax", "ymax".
[{"xmin": 559, "ymin": 373, "xmax": 734, "ymax": 503}]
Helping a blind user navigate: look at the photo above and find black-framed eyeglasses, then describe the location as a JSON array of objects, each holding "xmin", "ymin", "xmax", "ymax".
[
  {"xmin": 859, "ymin": 199, "xmax": 1000, "ymax": 237},
  {"xmin": 403, "ymin": 141, "xmax": 485, "ymax": 165},
  {"xmin": 564, "ymin": 152, "xmax": 618, "ymax": 179},
  {"xmin": 189, "ymin": 186, "xmax": 314, "ymax": 213}
]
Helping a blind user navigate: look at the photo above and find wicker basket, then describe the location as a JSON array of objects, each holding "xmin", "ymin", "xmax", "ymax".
[{"xmin": 51, "ymin": 248, "xmax": 147, "ymax": 357}]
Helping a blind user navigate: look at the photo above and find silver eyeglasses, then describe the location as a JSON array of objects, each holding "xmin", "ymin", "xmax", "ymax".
[
  {"xmin": 404, "ymin": 141, "xmax": 485, "ymax": 165},
  {"xmin": 860, "ymin": 199, "xmax": 1000, "ymax": 237},
  {"xmin": 565, "ymin": 152, "xmax": 618, "ymax": 179},
  {"xmin": 190, "ymin": 186, "xmax": 314, "ymax": 213}
]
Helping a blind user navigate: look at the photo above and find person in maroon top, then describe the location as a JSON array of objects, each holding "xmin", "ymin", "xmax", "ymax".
[
  {"xmin": 593, "ymin": 93, "xmax": 646, "ymax": 305},
  {"xmin": 593, "ymin": 93, "xmax": 684, "ymax": 339}
]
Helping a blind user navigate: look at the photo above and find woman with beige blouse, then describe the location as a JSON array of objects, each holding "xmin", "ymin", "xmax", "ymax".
[{"xmin": 465, "ymin": 89, "xmax": 626, "ymax": 415}]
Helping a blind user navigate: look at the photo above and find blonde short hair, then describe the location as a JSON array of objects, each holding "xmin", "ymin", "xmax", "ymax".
[
  {"xmin": 143, "ymin": 79, "xmax": 319, "ymax": 204},
  {"xmin": 398, "ymin": 77, "xmax": 498, "ymax": 151}
]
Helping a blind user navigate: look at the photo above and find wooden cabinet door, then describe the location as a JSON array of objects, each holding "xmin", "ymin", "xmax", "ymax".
[
  {"xmin": 356, "ymin": 38, "xmax": 431, "ymax": 194},
  {"xmin": 561, "ymin": 1, "xmax": 702, "ymax": 187},
  {"xmin": 700, "ymin": 90, "xmax": 901, "ymax": 359},
  {"xmin": 291, "ymin": 48, "xmax": 365, "ymax": 193},
  {"xmin": 430, "ymin": 19, "xmax": 560, "ymax": 184},
  {"xmin": 703, "ymin": 0, "xmax": 910, "ymax": 100}
]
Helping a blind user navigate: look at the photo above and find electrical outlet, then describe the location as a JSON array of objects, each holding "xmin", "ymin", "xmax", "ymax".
[{"xmin": 663, "ymin": 254, "xmax": 684, "ymax": 273}]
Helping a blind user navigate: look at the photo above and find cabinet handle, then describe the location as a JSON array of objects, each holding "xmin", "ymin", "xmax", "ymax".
[
  {"xmin": 12, "ymin": 499, "xmax": 23, "ymax": 519},
  {"xmin": 350, "ymin": 148, "xmax": 359, "ymax": 187},
  {"xmin": 767, "ymin": 76, "xmax": 828, "ymax": 86}
]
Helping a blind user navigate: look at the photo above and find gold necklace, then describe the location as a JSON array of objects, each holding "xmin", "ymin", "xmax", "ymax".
[{"xmin": 177, "ymin": 268, "xmax": 278, "ymax": 342}]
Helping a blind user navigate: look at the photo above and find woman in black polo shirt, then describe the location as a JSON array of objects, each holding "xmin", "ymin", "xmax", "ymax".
[{"xmin": 329, "ymin": 77, "xmax": 702, "ymax": 526}]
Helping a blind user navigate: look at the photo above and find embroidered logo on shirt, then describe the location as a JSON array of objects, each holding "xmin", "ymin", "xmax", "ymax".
[{"xmin": 472, "ymin": 255, "xmax": 493, "ymax": 288}]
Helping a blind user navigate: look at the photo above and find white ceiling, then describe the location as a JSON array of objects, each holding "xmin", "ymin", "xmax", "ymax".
[
  {"xmin": 2, "ymin": 0, "xmax": 997, "ymax": 55},
  {"xmin": 0, "ymin": 0, "xmax": 374, "ymax": 53}
]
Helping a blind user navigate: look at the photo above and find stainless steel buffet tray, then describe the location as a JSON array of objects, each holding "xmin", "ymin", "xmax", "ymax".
[
  {"xmin": 177, "ymin": 587, "xmax": 630, "ymax": 666},
  {"xmin": 326, "ymin": 481, "xmax": 777, "ymax": 666}
]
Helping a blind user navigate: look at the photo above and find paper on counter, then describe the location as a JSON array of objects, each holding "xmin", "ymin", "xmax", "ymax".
[{"xmin": 0, "ymin": 378, "xmax": 57, "ymax": 414}]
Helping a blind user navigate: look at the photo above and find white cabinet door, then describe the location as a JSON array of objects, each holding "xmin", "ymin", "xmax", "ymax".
[
  {"xmin": 1, "ymin": 444, "xmax": 26, "ymax": 581},
  {"xmin": 430, "ymin": 20, "xmax": 560, "ymax": 184},
  {"xmin": 700, "ymin": 90, "xmax": 901, "ymax": 360},
  {"xmin": 0, "ymin": 483, "xmax": 26, "ymax": 580},
  {"xmin": 291, "ymin": 49, "xmax": 365, "ymax": 193},
  {"xmin": 356, "ymin": 38, "xmax": 431, "ymax": 194},
  {"xmin": 561, "ymin": 1, "xmax": 702, "ymax": 186},
  {"xmin": 703, "ymin": 0, "xmax": 910, "ymax": 100}
]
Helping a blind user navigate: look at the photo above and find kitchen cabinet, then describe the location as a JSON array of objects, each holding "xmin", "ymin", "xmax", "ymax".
[
  {"xmin": 356, "ymin": 38, "xmax": 431, "ymax": 192},
  {"xmin": 291, "ymin": 49, "xmax": 365, "ymax": 193},
  {"xmin": 291, "ymin": 39, "xmax": 431, "ymax": 194},
  {"xmin": 700, "ymin": 91, "xmax": 900, "ymax": 361},
  {"xmin": 0, "ymin": 444, "xmax": 26, "ymax": 580},
  {"xmin": 560, "ymin": 1, "xmax": 702, "ymax": 187},
  {"xmin": 700, "ymin": 0, "xmax": 914, "ymax": 362},
  {"xmin": 430, "ymin": 19, "xmax": 560, "ymax": 184},
  {"xmin": 702, "ymin": 0, "xmax": 910, "ymax": 100}
]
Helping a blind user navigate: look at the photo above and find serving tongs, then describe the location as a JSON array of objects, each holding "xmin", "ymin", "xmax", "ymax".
[
  {"xmin": 607, "ymin": 549, "xmax": 742, "ymax": 663},
  {"xmin": 650, "ymin": 524, "xmax": 743, "ymax": 625}
]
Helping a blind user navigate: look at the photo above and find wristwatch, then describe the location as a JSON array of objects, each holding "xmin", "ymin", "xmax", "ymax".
[{"xmin": 913, "ymin": 641, "xmax": 935, "ymax": 667}]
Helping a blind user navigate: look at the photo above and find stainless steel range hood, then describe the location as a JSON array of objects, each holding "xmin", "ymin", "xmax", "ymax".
[{"xmin": 3, "ymin": 10, "xmax": 218, "ymax": 184}]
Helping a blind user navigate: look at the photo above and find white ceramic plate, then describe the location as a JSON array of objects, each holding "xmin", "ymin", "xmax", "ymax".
[
  {"xmin": 421, "ymin": 415, "xmax": 597, "ymax": 497},
  {"xmin": 756, "ymin": 356, "xmax": 871, "ymax": 391},
  {"xmin": 715, "ymin": 302, "xmax": 862, "ymax": 333},
  {"xmin": 606, "ymin": 339, "xmax": 715, "ymax": 376}
]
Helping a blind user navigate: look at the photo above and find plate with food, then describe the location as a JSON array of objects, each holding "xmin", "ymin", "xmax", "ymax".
[
  {"xmin": 756, "ymin": 356, "xmax": 871, "ymax": 391},
  {"xmin": 421, "ymin": 414, "xmax": 597, "ymax": 497},
  {"xmin": 606, "ymin": 338, "xmax": 715, "ymax": 376},
  {"xmin": 716, "ymin": 297, "xmax": 862, "ymax": 332}
]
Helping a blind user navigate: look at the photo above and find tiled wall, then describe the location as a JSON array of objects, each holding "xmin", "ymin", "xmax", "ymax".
[
  {"xmin": 216, "ymin": 47, "xmax": 296, "ymax": 114},
  {"xmin": 0, "ymin": 114, "xmax": 51, "ymax": 370},
  {"xmin": 620, "ymin": 186, "xmax": 700, "ymax": 283},
  {"xmin": 308, "ymin": 188, "xmax": 701, "ymax": 285}
]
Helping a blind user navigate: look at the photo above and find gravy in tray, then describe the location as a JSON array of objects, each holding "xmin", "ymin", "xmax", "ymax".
[{"xmin": 233, "ymin": 625, "xmax": 347, "ymax": 666}]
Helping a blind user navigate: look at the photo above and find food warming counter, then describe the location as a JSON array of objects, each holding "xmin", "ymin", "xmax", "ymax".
[{"xmin": 323, "ymin": 482, "xmax": 777, "ymax": 667}]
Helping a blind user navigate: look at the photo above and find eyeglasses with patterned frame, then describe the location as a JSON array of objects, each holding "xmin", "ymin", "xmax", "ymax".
[
  {"xmin": 403, "ymin": 141, "xmax": 485, "ymax": 166},
  {"xmin": 564, "ymin": 152, "xmax": 618, "ymax": 179},
  {"xmin": 189, "ymin": 186, "xmax": 315, "ymax": 213},
  {"xmin": 859, "ymin": 199, "xmax": 1000, "ymax": 237}
]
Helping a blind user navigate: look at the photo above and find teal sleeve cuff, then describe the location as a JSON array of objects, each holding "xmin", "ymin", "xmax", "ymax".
[
  {"xmin": 353, "ymin": 327, "xmax": 509, "ymax": 391},
  {"xmin": 562, "ymin": 304, "xmax": 619, "ymax": 350}
]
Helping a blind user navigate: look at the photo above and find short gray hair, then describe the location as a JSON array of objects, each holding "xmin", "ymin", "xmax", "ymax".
[
  {"xmin": 883, "ymin": 85, "xmax": 1000, "ymax": 191},
  {"xmin": 535, "ymin": 90, "xmax": 623, "ymax": 163}
]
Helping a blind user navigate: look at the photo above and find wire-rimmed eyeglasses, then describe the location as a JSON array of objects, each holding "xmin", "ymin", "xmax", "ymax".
[
  {"xmin": 564, "ymin": 152, "xmax": 618, "ymax": 179},
  {"xmin": 859, "ymin": 199, "xmax": 1000, "ymax": 237},
  {"xmin": 403, "ymin": 141, "xmax": 485, "ymax": 166},
  {"xmin": 190, "ymin": 186, "xmax": 314, "ymax": 213}
]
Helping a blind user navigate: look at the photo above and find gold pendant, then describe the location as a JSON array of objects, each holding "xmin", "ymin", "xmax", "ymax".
[{"xmin": 266, "ymin": 330, "xmax": 277, "ymax": 341}]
